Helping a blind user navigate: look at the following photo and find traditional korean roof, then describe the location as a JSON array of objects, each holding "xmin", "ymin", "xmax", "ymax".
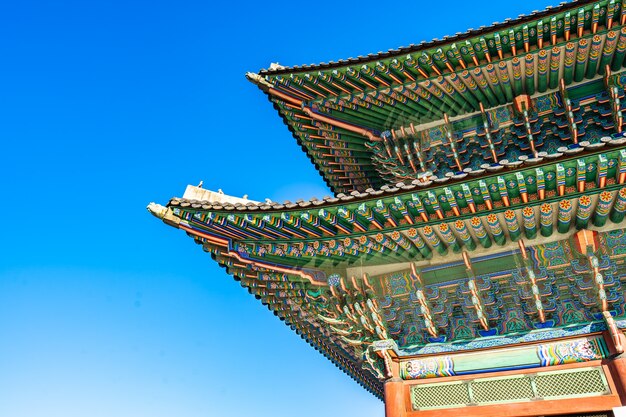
[
  {"xmin": 152, "ymin": 0, "xmax": 626, "ymax": 400},
  {"xmin": 248, "ymin": 0, "xmax": 626, "ymax": 194},
  {"xmin": 150, "ymin": 141, "xmax": 626, "ymax": 396},
  {"xmin": 258, "ymin": 1, "xmax": 598, "ymax": 76}
]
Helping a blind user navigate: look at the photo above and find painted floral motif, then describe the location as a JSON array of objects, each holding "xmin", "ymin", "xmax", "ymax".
[
  {"xmin": 537, "ymin": 338, "xmax": 604, "ymax": 366},
  {"xmin": 402, "ymin": 357, "xmax": 454, "ymax": 379}
]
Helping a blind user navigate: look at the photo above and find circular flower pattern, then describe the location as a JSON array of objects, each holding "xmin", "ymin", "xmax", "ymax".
[{"xmin": 328, "ymin": 273, "xmax": 341, "ymax": 287}]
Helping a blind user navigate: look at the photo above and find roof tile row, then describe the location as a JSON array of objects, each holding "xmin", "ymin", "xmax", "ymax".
[
  {"xmin": 258, "ymin": 1, "xmax": 585, "ymax": 75},
  {"xmin": 169, "ymin": 135, "xmax": 626, "ymax": 213}
]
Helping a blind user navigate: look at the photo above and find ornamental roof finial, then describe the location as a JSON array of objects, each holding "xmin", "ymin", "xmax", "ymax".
[
  {"xmin": 146, "ymin": 203, "xmax": 181, "ymax": 227},
  {"xmin": 269, "ymin": 62, "xmax": 285, "ymax": 70},
  {"xmin": 147, "ymin": 202, "xmax": 168, "ymax": 220},
  {"xmin": 245, "ymin": 72, "xmax": 273, "ymax": 90}
]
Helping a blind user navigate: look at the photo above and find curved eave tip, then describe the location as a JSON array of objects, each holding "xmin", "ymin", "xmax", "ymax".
[
  {"xmin": 147, "ymin": 202, "xmax": 167, "ymax": 219},
  {"xmin": 245, "ymin": 72, "xmax": 273, "ymax": 91}
]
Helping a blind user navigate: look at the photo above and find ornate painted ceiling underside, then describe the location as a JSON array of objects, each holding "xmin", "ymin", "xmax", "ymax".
[{"xmin": 249, "ymin": 0, "xmax": 626, "ymax": 194}]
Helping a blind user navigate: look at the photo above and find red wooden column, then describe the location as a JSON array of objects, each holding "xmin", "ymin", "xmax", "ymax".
[
  {"xmin": 604, "ymin": 330, "xmax": 626, "ymax": 404},
  {"xmin": 612, "ymin": 357, "xmax": 626, "ymax": 403},
  {"xmin": 384, "ymin": 361, "xmax": 406, "ymax": 417},
  {"xmin": 384, "ymin": 377, "xmax": 405, "ymax": 417}
]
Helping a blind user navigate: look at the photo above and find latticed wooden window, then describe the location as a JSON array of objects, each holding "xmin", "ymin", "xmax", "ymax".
[
  {"xmin": 471, "ymin": 375, "xmax": 534, "ymax": 403},
  {"xmin": 411, "ymin": 382, "xmax": 470, "ymax": 409},
  {"xmin": 534, "ymin": 368, "xmax": 607, "ymax": 398},
  {"xmin": 410, "ymin": 367, "xmax": 610, "ymax": 410}
]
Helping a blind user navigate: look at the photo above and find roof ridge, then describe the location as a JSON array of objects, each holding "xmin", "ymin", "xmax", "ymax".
[{"xmin": 257, "ymin": 0, "xmax": 594, "ymax": 76}]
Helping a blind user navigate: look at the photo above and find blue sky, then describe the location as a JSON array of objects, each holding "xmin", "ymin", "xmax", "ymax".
[{"xmin": 1, "ymin": 1, "xmax": 556, "ymax": 416}]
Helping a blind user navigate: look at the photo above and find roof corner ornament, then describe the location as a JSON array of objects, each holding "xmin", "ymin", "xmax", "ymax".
[
  {"xmin": 147, "ymin": 202, "xmax": 167, "ymax": 219},
  {"xmin": 268, "ymin": 62, "xmax": 285, "ymax": 70},
  {"xmin": 146, "ymin": 203, "xmax": 181, "ymax": 227},
  {"xmin": 245, "ymin": 72, "xmax": 273, "ymax": 91}
]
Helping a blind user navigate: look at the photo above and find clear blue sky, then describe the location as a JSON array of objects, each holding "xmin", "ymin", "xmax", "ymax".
[{"xmin": 1, "ymin": 1, "xmax": 556, "ymax": 416}]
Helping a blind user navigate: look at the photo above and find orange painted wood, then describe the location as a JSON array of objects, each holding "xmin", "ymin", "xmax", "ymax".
[
  {"xmin": 609, "ymin": 357, "xmax": 626, "ymax": 404},
  {"xmin": 603, "ymin": 330, "xmax": 626, "ymax": 357},
  {"xmin": 385, "ymin": 378, "xmax": 406, "ymax": 417},
  {"xmin": 603, "ymin": 362, "xmax": 622, "ymax": 398}
]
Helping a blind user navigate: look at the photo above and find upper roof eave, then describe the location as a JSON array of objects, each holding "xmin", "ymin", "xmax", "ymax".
[{"xmin": 257, "ymin": 0, "xmax": 597, "ymax": 76}]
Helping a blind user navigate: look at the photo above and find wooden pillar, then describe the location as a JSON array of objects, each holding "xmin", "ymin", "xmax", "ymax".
[
  {"xmin": 604, "ymin": 330, "xmax": 626, "ymax": 404},
  {"xmin": 610, "ymin": 357, "xmax": 626, "ymax": 404},
  {"xmin": 384, "ymin": 377, "xmax": 406, "ymax": 417}
]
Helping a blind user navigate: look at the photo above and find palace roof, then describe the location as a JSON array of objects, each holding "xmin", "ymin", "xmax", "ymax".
[
  {"xmin": 248, "ymin": 0, "xmax": 626, "ymax": 194},
  {"xmin": 152, "ymin": 0, "xmax": 626, "ymax": 400},
  {"xmin": 257, "ymin": 1, "xmax": 596, "ymax": 76},
  {"xmin": 152, "ymin": 132, "xmax": 626, "ymax": 395}
]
